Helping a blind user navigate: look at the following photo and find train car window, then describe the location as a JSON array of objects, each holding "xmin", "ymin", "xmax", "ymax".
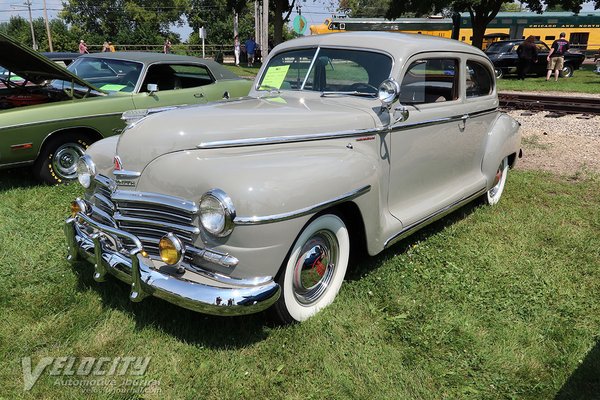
[
  {"xmin": 400, "ymin": 58, "xmax": 458, "ymax": 104},
  {"xmin": 545, "ymin": 36, "xmax": 555, "ymax": 41},
  {"xmin": 465, "ymin": 61, "xmax": 493, "ymax": 98}
]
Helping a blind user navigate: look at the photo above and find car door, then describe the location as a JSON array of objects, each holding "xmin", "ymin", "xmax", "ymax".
[
  {"xmin": 387, "ymin": 53, "xmax": 485, "ymax": 227},
  {"xmin": 534, "ymin": 42, "xmax": 551, "ymax": 75},
  {"xmin": 132, "ymin": 63, "xmax": 214, "ymax": 109}
]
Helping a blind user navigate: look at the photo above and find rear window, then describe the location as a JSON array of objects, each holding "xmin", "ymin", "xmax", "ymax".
[{"xmin": 485, "ymin": 42, "xmax": 513, "ymax": 53}]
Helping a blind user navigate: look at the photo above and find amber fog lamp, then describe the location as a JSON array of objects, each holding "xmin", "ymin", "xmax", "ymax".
[
  {"xmin": 70, "ymin": 198, "xmax": 89, "ymax": 217},
  {"xmin": 159, "ymin": 233, "xmax": 185, "ymax": 265}
]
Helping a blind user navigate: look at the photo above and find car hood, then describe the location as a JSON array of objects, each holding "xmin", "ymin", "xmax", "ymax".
[
  {"xmin": 116, "ymin": 93, "xmax": 380, "ymax": 172},
  {"xmin": 0, "ymin": 32, "xmax": 96, "ymax": 89}
]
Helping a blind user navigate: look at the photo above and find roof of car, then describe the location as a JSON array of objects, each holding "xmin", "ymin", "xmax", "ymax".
[
  {"xmin": 79, "ymin": 52, "xmax": 240, "ymax": 80},
  {"xmin": 273, "ymin": 31, "xmax": 485, "ymax": 59}
]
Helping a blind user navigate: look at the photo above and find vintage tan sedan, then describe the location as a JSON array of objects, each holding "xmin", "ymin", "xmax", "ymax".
[{"xmin": 65, "ymin": 32, "xmax": 521, "ymax": 323}]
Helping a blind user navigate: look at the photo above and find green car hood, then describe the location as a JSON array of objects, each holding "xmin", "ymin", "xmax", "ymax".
[{"xmin": 0, "ymin": 32, "xmax": 98, "ymax": 90}]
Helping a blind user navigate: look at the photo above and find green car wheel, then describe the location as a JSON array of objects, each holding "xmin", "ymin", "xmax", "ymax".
[{"xmin": 35, "ymin": 133, "xmax": 91, "ymax": 184}]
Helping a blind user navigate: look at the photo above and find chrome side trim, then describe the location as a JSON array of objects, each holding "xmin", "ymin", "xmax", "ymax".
[
  {"xmin": 0, "ymin": 160, "xmax": 34, "ymax": 169},
  {"xmin": 234, "ymin": 185, "xmax": 371, "ymax": 225},
  {"xmin": 113, "ymin": 170, "xmax": 142, "ymax": 179},
  {"xmin": 112, "ymin": 191, "xmax": 199, "ymax": 214},
  {"xmin": 391, "ymin": 108, "xmax": 498, "ymax": 132},
  {"xmin": 384, "ymin": 187, "xmax": 487, "ymax": 249},
  {"xmin": 198, "ymin": 128, "xmax": 385, "ymax": 149},
  {"xmin": 0, "ymin": 112, "xmax": 123, "ymax": 131}
]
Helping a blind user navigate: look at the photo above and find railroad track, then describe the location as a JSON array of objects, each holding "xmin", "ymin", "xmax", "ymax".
[{"xmin": 498, "ymin": 93, "xmax": 600, "ymax": 115}]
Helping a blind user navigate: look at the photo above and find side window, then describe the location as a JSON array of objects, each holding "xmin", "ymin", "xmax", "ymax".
[
  {"xmin": 141, "ymin": 64, "xmax": 214, "ymax": 92},
  {"xmin": 399, "ymin": 58, "xmax": 458, "ymax": 104},
  {"xmin": 466, "ymin": 61, "xmax": 493, "ymax": 98}
]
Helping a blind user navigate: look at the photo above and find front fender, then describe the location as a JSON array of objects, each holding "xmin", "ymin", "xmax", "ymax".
[
  {"xmin": 134, "ymin": 141, "xmax": 381, "ymax": 278},
  {"xmin": 481, "ymin": 113, "xmax": 521, "ymax": 188}
]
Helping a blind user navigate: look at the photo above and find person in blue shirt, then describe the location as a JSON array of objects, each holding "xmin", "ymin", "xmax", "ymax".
[{"xmin": 245, "ymin": 37, "xmax": 257, "ymax": 67}]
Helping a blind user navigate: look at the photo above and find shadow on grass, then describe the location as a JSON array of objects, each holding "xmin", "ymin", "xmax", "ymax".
[
  {"xmin": 555, "ymin": 339, "xmax": 600, "ymax": 399},
  {"xmin": 345, "ymin": 199, "xmax": 482, "ymax": 281},
  {"xmin": 70, "ymin": 260, "xmax": 274, "ymax": 350},
  {"xmin": 67, "ymin": 196, "xmax": 483, "ymax": 348},
  {"xmin": 0, "ymin": 166, "xmax": 40, "ymax": 190}
]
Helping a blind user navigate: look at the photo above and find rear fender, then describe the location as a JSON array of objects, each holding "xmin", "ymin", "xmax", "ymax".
[{"xmin": 481, "ymin": 113, "xmax": 521, "ymax": 187}]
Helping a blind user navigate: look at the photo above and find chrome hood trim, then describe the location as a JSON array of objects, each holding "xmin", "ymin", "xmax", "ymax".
[{"xmin": 116, "ymin": 94, "xmax": 379, "ymax": 172}]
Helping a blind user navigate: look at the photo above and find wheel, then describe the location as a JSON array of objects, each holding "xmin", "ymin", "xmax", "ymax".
[
  {"xmin": 35, "ymin": 133, "xmax": 91, "ymax": 184},
  {"xmin": 273, "ymin": 214, "xmax": 350, "ymax": 323},
  {"xmin": 485, "ymin": 157, "xmax": 509, "ymax": 205},
  {"xmin": 494, "ymin": 68, "xmax": 504, "ymax": 79},
  {"xmin": 560, "ymin": 64, "xmax": 573, "ymax": 78}
]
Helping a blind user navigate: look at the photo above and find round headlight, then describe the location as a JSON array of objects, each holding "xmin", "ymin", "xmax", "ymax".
[
  {"xmin": 76, "ymin": 155, "xmax": 96, "ymax": 188},
  {"xmin": 199, "ymin": 189, "xmax": 236, "ymax": 237},
  {"xmin": 378, "ymin": 78, "xmax": 401, "ymax": 106},
  {"xmin": 159, "ymin": 233, "xmax": 185, "ymax": 265}
]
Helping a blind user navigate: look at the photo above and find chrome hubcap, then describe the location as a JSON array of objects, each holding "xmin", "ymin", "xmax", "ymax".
[
  {"xmin": 52, "ymin": 143, "xmax": 85, "ymax": 179},
  {"xmin": 292, "ymin": 230, "xmax": 338, "ymax": 305}
]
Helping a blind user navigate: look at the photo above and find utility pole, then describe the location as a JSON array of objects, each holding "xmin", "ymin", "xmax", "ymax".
[
  {"xmin": 261, "ymin": 0, "xmax": 268, "ymax": 58},
  {"xmin": 24, "ymin": 0, "xmax": 38, "ymax": 50},
  {"xmin": 42, "ymin": 0, "xmax": 53, "ymax": 51}
]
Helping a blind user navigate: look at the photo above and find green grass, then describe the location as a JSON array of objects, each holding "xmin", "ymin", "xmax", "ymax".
[
  {"xmin": 496, "ymin": 64, "xmax": 600, "ymax": 93},
  {"xmin": 1, "ymin": 166, "xmax": 599, "ymax": 399}
]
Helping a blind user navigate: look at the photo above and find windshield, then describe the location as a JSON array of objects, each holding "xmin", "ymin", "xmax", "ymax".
[
  {"xmin": 257, "ymin": 47, "xmax": 392, "ymax": 94},
  {"xmin": 50, "ymin": 57, "xmax": 143, "ymax": 93}
]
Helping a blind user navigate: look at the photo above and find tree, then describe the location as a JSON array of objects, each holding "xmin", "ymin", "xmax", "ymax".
[
  {"xmin": 386, "ymin": 0, "xmax": 600, "ymax": 49},
  {"xmin": 60, "ymin": 0, "xmax": 187, "ymax": 46},
  {"xmin": 339, "ymin": 0, "xmax": 392, "ymax": 18}
]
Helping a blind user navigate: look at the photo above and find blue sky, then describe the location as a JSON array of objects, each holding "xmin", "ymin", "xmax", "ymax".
[{"xmin": 2, "ymin": 0, "xmax": 597, "ymax": 42}]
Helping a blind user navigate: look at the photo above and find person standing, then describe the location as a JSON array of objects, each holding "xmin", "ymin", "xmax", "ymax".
[
  {"xmin": 245, "ymin": 36, "xmax": 256, "ymax": 67},
  {"xmin": 102, "ymin": 41, "xmax": 110, "ymax": 52},
  {"xmin": 234, "ymin": 35, "xmax": 241, "ymax": 66},
  {"xmin": 163, "ymin": 38, "xmax": 172, "ymax": 54},
  {"xmin": 78, "ymin": 39, "xmax": 89, "ymax": 54},
  {"xmin": 516, "ymin": 35, "xmax": 538, "ymax": 80},
  {"xmin": 108, "ymin": 41, "xmax": 115, "ymax": 52},
  {"xmin": 546, "ymin": 32, "xmax": 569, "ymax": 82}
]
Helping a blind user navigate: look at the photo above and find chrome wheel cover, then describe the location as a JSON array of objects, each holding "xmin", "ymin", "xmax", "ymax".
[
  {"xmin": 52, "ymin": 142, "xmax": 86, "ymax": 180},
  {"xmin": 292, "ymin": 230, "xmax": 339, "ymax": 305}
]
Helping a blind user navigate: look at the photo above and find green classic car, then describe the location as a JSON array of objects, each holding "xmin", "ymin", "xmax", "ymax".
[{"xmin": 0, "ymin": 33, "xmax": 252, "ymax": 184}]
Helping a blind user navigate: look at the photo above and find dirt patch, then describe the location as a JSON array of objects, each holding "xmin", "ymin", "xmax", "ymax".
[{"xmin": 507, "ymin": 110, "xmax": 600, "ymax": 177}]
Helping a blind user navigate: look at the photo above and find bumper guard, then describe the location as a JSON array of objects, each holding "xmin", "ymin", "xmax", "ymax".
[{"xmin": 65, "ymin": 213, "xmax": 280, "ymax": 316}]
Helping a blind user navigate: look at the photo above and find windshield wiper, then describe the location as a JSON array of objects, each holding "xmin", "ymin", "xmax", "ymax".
[
  {"xmin": 257, "ymin": 85, "xmax": 281, "ymax": 93},
  {"xmin": 320, "ymin": 91, "xmax": 376, "ymax": 98}
]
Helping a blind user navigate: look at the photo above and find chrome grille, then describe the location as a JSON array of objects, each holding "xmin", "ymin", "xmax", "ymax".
[{"xmin": 89, "ymin": 175, "xmax": 199, "ymax": 255}]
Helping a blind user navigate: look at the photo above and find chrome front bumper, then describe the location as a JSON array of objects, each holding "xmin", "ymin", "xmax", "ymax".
[{"xmin": 65, "ymin": 213, "xmax": 280, "ymax": 316}]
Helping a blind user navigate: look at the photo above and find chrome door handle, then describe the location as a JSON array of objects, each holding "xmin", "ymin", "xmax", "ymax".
[
  {"xmin": 194, "ymin": 93, "xmax": 204, "ymax": 98},
  {"xmin": 459, "ymin": 114, "xmax": 469, "ymax": 131}
]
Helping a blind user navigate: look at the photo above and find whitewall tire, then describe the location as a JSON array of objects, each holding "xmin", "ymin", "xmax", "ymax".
[
  {"xmin": 485, "ymin": 156, "xmax": 509, "ymax": 205},
  {"xmin": 274, "ymin": 214, "xmax": 350, "ymax": 323}
]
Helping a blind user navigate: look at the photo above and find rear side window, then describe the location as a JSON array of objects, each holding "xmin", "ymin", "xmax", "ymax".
[
  {"xmin": 399, "ymin": 58, "xmax": 458, "ymax": 104},
  {"xmin": 466, "ymin": 61, "xmax": 493, "ymax": 98}
]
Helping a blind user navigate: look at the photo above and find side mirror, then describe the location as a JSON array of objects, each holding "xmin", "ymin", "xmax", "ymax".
[
  {"xmin": 394, "ymin": 105, "xmax": 409, "ymax": 123},
  {"xmin": 377, "ymin": 78, "xmax": 400, "ymax": 109},
  {"xmin": 146, "ymin": 83, "xmax": 158, "ymax": 95}
]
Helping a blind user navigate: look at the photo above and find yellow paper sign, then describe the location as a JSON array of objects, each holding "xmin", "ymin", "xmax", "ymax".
[
  {"xmin": 100, "ymin": 84, "xmax": 128, "ymax": 92},
  {"xmin": 260, "ymin": 65, "xmax": 290, "ymax": 89}
]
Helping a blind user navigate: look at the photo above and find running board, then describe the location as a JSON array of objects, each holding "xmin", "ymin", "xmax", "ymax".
[{"xmin": 384, "ymin": 187, "xmax": 487, "ymax": 249}]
